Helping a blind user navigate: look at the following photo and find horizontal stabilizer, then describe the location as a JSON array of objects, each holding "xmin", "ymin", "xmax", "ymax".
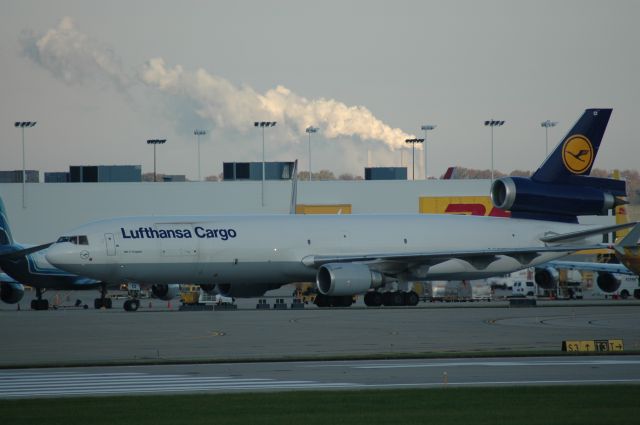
[
  {"xmin": 540, "ymin": 222, "xmax": 637, "ymax": 244},
  {"xmin": 614, "ymin": 223, "xmax": 640, "ymax": 254}
]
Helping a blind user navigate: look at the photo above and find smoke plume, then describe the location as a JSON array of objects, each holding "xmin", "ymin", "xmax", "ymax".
[{"xmin": 21, "ymin": 18, "xmax": 414, "ymax": 151}]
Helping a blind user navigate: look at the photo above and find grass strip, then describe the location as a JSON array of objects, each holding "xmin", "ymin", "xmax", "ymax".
[{"xmin": 2, "ymin": 385, "xmax": 639, "ymax": 425}]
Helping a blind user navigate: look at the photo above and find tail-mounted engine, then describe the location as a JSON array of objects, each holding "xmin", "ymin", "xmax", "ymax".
[{"xmin": 491, "ymin": 176, "xmax": 625, "ymax": 222}]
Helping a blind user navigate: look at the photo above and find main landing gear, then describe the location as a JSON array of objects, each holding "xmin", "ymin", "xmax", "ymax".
[
  {"xmin": 364, "ymin": 291, "xmax": 420, "ymax": 307},
  {"xmin": 30, "ymin": 288, "xmax": 49, "ymax": 310},
  {"xmin": 314, "ymin": 294, "xmax": 354, "ymax": 307}
]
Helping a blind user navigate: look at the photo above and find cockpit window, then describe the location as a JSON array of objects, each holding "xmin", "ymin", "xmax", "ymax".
[{"xmin": 57, "ymin": 235, "xmax": 89, "ymax": 245}]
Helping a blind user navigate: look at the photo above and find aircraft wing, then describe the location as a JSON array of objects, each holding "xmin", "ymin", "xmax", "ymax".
[
  {"xmin": 544, "ymin": 260, "xmax": 631, "ymax": 275},
  {"xmin": 303, "ymin": 222, "xmax": 640, "ymax": 272},
  {"xmin": 539, "ymin": 222, "xmax": 636, "ymax": 243},
  {"xmin": 303, "ymin": 244, "xmax": 603, "ymax": 269}
]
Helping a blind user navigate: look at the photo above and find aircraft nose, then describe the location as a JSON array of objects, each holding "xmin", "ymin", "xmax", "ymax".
[{"xmin": 46, "ymin": 243, "xmax": 84, "ymax": 271}]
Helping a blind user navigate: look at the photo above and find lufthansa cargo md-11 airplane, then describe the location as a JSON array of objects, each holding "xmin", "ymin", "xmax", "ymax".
[{"xmin": 45, "ymin": 109, "xmax": 636, "ymax": 307}]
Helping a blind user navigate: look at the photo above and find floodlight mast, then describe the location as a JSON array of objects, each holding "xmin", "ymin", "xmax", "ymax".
[
  {"xmin": 194, "ymin": 129, "xmax": 207, "ymax": 181},
  {"xmin": 254, "ymin": 121, "xmax": 277, "ymax": 206},
  {"xmin": 146, "ymin": 139, "xmax": 166, "ymax": 182},
  {"xmin": 405, "ymin": 138, "xmax": 424, "ymax": 180},
  {"xmin": 484, "ymin": 119, "xmax": 505, "ymax": 182},
  {"xmin": 305, "ymin": 126, "xmax": 318, "ymax": 181},
  {"xmin": 14, "ymin": 121, "xmax": 37, "ymax": 208},
  {"xmin": 421, "ymin": 124, "xmax": 436, "ymax": 179},
  {"xmin": 541, "ymin": 120, "xmax": 558, "ymax": 158}
]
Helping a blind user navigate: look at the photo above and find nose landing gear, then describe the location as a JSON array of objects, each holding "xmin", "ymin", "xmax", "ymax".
[
  {"xmin": 94, "ymin": 284, "xmax": 112, "ymax": 309},
  {"xmin": 30, "ymin": 288, "xmax": 49, "ymax": 310}
]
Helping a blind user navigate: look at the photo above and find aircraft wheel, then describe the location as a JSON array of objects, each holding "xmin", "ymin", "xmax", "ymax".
[
  {"xmin": 123, "ymin": 300, "xmax": 131, "ymax": 311},
  {"xmin": 364, "ymin": 292, "xmax": 374, "ymax": 306},
  {"xmin": 94, "ymin": 298, "xmax": 103, "ymax": 309},
  {"xmin": 334, "ymin": 296, "xmax": 353, "ymax": 307},
  {"xmin": 391, "ymin": 291, "xmax": 405, "ymax": 306},
  {"xmin": 364, "ymin": 292, "xmax": 382, "ymax": 307},
  {"xmin": 104, "ymin": 298, "xmax": 113, "ymax": 309},
  {"xmin": 382, "ymin": 292, "xmax": 393, "ymax": 306},
  {"xmin": 31, "ymin": 299, "xmax": 37, "ymax": 310},
  {"xmin": 314, "ymin": 294, "xmax": 330, "ymax": 308},
  {"xmin": 405, "ymin": 291, "xmax": 420, "ymax": 306}
]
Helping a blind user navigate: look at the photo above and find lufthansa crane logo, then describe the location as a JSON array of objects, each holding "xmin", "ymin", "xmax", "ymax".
[{"xmin": 562, "ymin": 135, "xmax": 593, "ymax": 174}]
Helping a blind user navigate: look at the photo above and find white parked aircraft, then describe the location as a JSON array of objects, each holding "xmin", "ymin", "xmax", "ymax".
[{"xmin": 45, "ymin": 109, "xmax": 635, "ymax": 308}]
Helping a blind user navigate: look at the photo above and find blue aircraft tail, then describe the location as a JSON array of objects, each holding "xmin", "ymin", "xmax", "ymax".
[
  {"xmin": 532, "ymin": 108, "xmax": 612, "ymax": 183},
  {"xmin": 0, "ymin": 197, "xmax": 14, "ymax": 246},
  {"xmin": 491, "ymin": 108, "xmax": 626, "ymax": 222}
]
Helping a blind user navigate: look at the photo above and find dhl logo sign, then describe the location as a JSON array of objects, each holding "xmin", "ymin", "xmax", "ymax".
[
  {"xmin": 296, "ymin": 204, "xmax": 352, "ymax": 215},
  {"xmin": 419, "ymin": 196, "xmax": 510, "ymax": 217}
]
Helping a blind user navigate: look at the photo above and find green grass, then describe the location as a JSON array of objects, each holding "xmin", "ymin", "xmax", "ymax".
[{"xmin": 2, "ymin": 385, "xmax": 640, "ymax": 425}]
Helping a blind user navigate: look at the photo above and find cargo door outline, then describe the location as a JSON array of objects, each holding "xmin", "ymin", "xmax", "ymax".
[{"xmin": 105, "ymin": 233, "xmax": 116, "ymax": 256}]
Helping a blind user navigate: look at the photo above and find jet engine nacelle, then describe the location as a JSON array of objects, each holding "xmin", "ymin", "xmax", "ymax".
[
  {"xmin": 151, "ymin": 283, "xmax": 181, "ymax": 300},
  {"xmin": 201, "ymin": 283, "xmax": 282, "ymax": 298},
  {"xmin": 491, "ymin": 176, "xmax": 617, "ymax": 219},
  {"xmin": 534, "ymin": 267, "xmax": 559, "ymax": 290},
  {"xmin": 0, "ymin": 281, "xmax": 25, "ymax": 304},
  {"xmin": 596, "ymin": 272, "xmax": 621, "ymax": 293},
  {"xmin": 316, "ymin": 263, "xmax": 385, "ymax": 296}
]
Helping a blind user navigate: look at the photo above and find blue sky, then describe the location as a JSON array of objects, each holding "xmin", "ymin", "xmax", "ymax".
[{"xmin": 1, "ymin": 0, "xmax": 638, "ymax": 179}]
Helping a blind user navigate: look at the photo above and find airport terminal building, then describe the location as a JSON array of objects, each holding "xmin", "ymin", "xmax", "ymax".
[{"xmin": 1, "ymin": 181, "xmax": 615, "ymax": 246}]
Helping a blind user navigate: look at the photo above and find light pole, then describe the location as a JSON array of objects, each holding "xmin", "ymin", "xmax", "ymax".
[
  {"xmin": 146, "ymin": 139, "xmax": 166, "ymax": 182},
  {"xmin": 540, "ymin": 120, "xmax": 557, "ymax": 158},
  {"xmin": 194, "ymin": 129, "xmax": 206, "ymax": 181},
  {"xmin": 421, "ymin": 124, "xmax": 436, "ymax": 179},
  {"xmin": 14, "ymin": 121, "xmax": 36, "ymax": 209},
  {"xmin": 305, "ymin": 126, "xmax": 318, "ymax": 181},
  {"xmin": 254, "ymin": 121, "xmax": 277, "ymax": 206},
  {"xmin": 484, "ymin": 119, "xmax": 505, "ymax": 182},
  {"xmin": 405, "ymin": 138, "xmax": 424, "ymax": 180}
]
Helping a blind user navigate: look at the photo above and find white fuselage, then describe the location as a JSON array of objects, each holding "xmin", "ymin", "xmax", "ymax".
[{"xmin": 45, "ymin": 213, "xmax": 594, "ymax": 287}]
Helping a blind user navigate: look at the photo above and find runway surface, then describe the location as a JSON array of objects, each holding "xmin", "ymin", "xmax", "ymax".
[
  {"xmin": 2, "ymin": 356, "xmax": 640, "ymax": 398},
  {"xmin": 2, "ymin": 301, "xmax": 640, "ymax": 366}
]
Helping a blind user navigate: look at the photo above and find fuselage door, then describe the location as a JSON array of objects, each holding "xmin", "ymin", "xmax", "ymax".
[{"xmin": 105, "ymin": 233, "xmax": 116, "ymax": 256}]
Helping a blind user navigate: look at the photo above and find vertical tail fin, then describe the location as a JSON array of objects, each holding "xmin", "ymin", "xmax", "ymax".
[
  {"xmin": 0, "ymin": 197, "xmax": 14, "ymax": 246},
  {"xmin": 532, "ymin": 109, "xmax": 612, "ymax": 183}
]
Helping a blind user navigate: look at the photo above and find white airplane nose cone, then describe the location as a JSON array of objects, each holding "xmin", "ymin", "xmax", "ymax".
[{"xmin": 45, "ymin": 244, "xmax": 78, "ymax": 268}]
